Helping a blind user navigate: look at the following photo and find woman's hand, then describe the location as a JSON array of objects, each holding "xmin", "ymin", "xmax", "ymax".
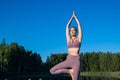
[{"xmin": 72, "ymin": 11, "xmax": 76, "ymax": 18}]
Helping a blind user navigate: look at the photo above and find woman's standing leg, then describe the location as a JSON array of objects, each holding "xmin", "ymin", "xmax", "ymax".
[
  {"xmin": 68, "ymin": 55, "xmax": 81, "ymax": 80},
  {"xmin": 72, "ymin": 64, "xmax": 80, "ymax": 80}
]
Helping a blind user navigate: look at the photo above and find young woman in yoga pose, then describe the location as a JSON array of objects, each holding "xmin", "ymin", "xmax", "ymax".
[{"xmin": 50, "ymin": 11, "xmax": 82, "ymax": 80}]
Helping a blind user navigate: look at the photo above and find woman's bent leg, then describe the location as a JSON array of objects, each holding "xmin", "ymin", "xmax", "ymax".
[{"xmin": 50, "ymin": 60, "xmax": 70, "ymax": 74}]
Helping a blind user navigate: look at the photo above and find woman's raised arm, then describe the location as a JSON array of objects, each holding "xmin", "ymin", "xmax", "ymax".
[
  {"xmin": 66, "ymin": 15, "xmax": 73, "ymax": 43},
  {"xmin": 73, "ymin": 11, "xmax": 82, "ymax": 42}
]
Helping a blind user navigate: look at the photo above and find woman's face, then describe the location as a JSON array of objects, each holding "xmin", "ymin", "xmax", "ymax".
[{"xmin": 70, "ymin": 28, "xmax": 77, "ymax": 36}]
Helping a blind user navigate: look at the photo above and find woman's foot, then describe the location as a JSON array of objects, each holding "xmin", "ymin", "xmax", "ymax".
[{"xmin": 69, "ymin": 69, "xmax": 73, "ymax": 80}]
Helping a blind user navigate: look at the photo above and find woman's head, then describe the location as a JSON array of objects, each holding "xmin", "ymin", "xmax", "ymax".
[{"xmin": 70, "ymin": 27, "xmax": 78, "ymax": 37}]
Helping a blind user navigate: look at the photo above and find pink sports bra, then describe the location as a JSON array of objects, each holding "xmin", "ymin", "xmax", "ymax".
[{"xmin": 68, "ymin": 39, "xmax": 80, "ymax": 48}]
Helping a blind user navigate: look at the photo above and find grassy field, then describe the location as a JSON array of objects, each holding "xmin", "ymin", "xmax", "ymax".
[{"xmin": 81, "ymin": 71, "xmax": 120, "ymax": 79}]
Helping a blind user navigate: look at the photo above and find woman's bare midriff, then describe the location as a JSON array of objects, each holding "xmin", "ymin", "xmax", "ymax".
[{"xmin": 68, "ymin": 48, "xmax": 79, "ymax": 56}]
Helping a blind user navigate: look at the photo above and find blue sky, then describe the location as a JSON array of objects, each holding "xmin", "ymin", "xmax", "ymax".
[{"xmin": 0, "ymin": 0, "xmax": 120, "ymax": 62}]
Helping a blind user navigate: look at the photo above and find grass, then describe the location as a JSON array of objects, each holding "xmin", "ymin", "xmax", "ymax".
[{"xmin": 81, "ymin": 71, "xmax": 120, "ymax": 79}]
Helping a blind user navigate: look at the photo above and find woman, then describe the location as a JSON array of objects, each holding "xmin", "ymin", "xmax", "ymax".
[{"xmin": 50, "ymin": 11, "xmax": 82, "ymax": 80}]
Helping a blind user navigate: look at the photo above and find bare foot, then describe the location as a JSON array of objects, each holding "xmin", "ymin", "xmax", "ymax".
[{"xmin": 69, "ymin": 69, "xmax": 73, "ymax": 80}]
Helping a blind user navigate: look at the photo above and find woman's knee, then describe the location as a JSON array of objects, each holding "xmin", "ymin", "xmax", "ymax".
[{"xmin": 50, "ymin": 68, "xmax": 54, "ymax": 74}]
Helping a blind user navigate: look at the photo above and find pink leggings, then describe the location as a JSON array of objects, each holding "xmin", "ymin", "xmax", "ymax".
[{"xmin": 50, "ymin": 55, "xmax": 80, "ymax": 80}]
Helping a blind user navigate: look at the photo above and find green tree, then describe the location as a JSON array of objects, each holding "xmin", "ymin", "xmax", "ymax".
[
  {"xmin": 89, "ymin": 52, "xmax": 99, "ymax": 71},
  {"xmin": 98, "ymin": 52, "xmax": 107, "ymax": 71},
  {"xmin": 0, "ymin": 38, "xmax": 8, "ymax": 72},
  {"xmin": 49, "ymin": 53, "xmax": 67, "ymax": 67},
  {"xmin": 80, "ymin": 52, "xmax": 89, "ymax": 71},
  {"xmin": 110, "ymin": 54, "xmax": 119, "ymax": 71}
]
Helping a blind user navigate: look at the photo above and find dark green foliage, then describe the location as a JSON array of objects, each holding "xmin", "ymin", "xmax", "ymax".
[
  {"xmin": 80, "ymin": 52, "xmax": 120, "ymax": 72},
  {"xmin": 49, "ymin": 53, "xmax": 67, "ymax": 66},
  {"xmin": 0, "ymin": 39, "xmax": 43, "ymax": 74}
]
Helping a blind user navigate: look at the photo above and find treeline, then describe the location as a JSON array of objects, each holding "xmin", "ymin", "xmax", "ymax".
[
  {"xmin": 0, "ymin": 39, "xmax": 44, "ymax": 73},
  {"xmin": 80, "ymin": 52, "xmax": 120, "ymax": 72},
  {"xmin": 0, "ymin": 39, "xmax": 120, "ymax": 74}
]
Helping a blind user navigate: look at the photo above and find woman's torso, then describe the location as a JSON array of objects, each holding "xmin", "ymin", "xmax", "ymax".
[{"xmin": 67, "ymin": 38, "xmax": 80, "ymax": 56}]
